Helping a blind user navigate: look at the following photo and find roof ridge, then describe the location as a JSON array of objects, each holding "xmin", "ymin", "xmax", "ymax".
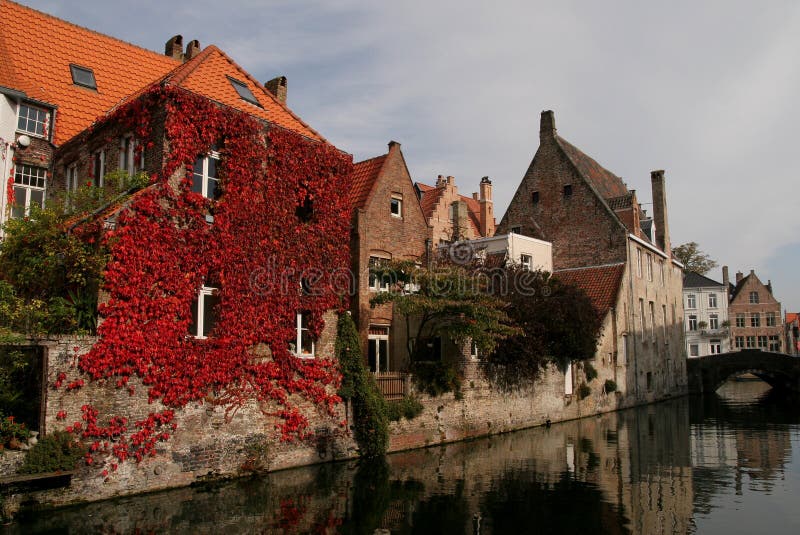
[
  {"xmin": 164, "ymin": 45, "xmax": 218, "ymax": 86},
  {"xmin": 3, "ymin": 0, "xmax": 181, "ymax": 67},
  {"xmin": 554, "ymin": 262, "xmax": 626, "ymax": 273},
  {"xmin": 354, "ymin": 153, "xmax": 388, "ymax": 166}
]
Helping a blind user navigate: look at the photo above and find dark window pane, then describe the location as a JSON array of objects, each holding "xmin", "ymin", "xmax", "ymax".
[
  {"xmin": 203, "ymin": 293, "xmax": 220, "ymax": 337},
  {"xmin": 228, "ymin": 77, "xmax": 262, "ymax": 107},
  {"xmin": 368, "ymin": 339, "xmax": 377, "ymax": 372},
  {"xmin": 11, "ymin": 187, "xmax": 25, "ymax": 219},
  {"xmin": 70, "ymin": 64, "xmax": 97, "ymax": 89},
  {"xmin": 29, "ymin": 189, "xmax": 44, "ymax": 210},
  {"xmin": 379, "ymin": 339, "xmax": 389, "ymax": 372},
  {"xmin": 188, "ymin": 297, "xmax": 199, "ymax": 337}
]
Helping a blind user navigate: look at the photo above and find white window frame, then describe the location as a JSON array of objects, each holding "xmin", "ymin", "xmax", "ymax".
[
  {"xmin": 688, "ymin": 314, "xmax": 698, "ymax": 331},
  {"xmin": 709, "ymin": 314, "xmax": 719, "ymax": 330},
  {"xmin": 16, "ymin": 103, "xmax": 50, "ymax": 138},
  {"xmin": 689, "ymin": 344, "xmax": 699, "ymax": 357},
  {"xmin": 687, "ymin": 294, "xmax": 696, "ymax": 309},
  {"xmin": 11, "ymin": 164, "xmax": 47, "ymax": 218},
  {"xmin": 646, "ymin": 253, "xmax": 653, "ymax": 281},
  {"xmin": 736, "ymin": 314, "xmax": 745, "ymax": 328},
  {"xmin": 751, "ymin": 313, "xmax": 760, "ymax": 328},
  {"xmin": 710, "ymin": 340, "xmax": 721, "ymax": 355},
  {"xmin": 636, "ymin": 249, "xmax": 642, "ymax": 278},
  {"xmin": 520, "ymin": 253, "xmax": 533, "ymax": 271},
  {"xmin": 191, "ymin": 286, "xmax": 219, "ymax": 339},
  {"xmin": 749, "ymin": 291, "xmax": 759, "ymax": 304},
  {"xmin": 735, "ymin": 336, "xmax": 744, "ymax": 349},
  {"xmin": 708, "ymin": 293, "xmax": 717, "ymax": 308},
  {"xmin": 193, "ymin": 151, "xmax": 220, "ymax": 199},
  {"xmin": 368, "ymin": 256, "xmax": 391, "ymax": 292},
  {"xmin": 390, "ymin": 194, "xmax": 403, "ymax": 218},
  {"xmin": 119, "ymin": 135, "xmax": 143, "ymax": 176},
  {"xmin": 368, "ymin": 326, "xmax": 390, "ymax": 372},
  {"xmin": 293, "ymin": 312, "xmax": 315, "ymax": 359},
  {"xmin": 766, "ymin": 312, "xmax": 776, "ymax": 327}
]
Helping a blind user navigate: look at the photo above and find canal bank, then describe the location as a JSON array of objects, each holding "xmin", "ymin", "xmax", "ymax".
[
  {"xmin": 4, "ymin": 381, "xmax": 796, "ymax": 534},
  {"xmin": 1, "ymin": 333, "xmax": 688, "ymax": 518}
]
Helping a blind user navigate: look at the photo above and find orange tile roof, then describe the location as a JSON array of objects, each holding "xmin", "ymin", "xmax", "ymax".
[
  {"xmin": 0, "ymin": 0, "xmax": 180, "ymax": 145},
  {"xmin": 786, "ymin": 313, "xmax": 799, "ymax": 325},
  {"xmin": 350, "ymin": 154, "xmax": 387, "ymax": 209},
  {"xmin": 0, "ymin": 1, "xmax": 323, "ymax": 145},
  {"xmin": 554, "ymin": 263, "xmax": 626, "ymax": 317}
]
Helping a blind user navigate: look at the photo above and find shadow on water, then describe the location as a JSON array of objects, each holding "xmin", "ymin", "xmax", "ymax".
[{"xmin": 4, "ymin": 383, "xmax": 799, "ymax": 534}]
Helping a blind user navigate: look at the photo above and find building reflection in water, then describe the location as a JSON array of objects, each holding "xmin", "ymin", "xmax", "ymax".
[{"xmin": 7, "ymin": 380, "xmax": 796, "ymax": 535}]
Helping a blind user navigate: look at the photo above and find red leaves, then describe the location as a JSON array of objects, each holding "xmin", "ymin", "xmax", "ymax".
[{"xmin": 68, "ymin": 87, "xmax": 352, "ymax": 470}]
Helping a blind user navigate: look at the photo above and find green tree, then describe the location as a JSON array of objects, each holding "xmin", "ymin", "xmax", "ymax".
[
  {"xmin": 481, "ymin": 269, "xmax": 602, "ymax": 390},
  {"xmin": 336, "ymin": 312, "xmax": 389, "ymax": 458},
  {"xmin": 672, "ymin": 242, "xmax": 718, "ymax": 275}
]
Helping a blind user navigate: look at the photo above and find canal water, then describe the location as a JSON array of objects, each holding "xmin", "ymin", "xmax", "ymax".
[{"xmin": 4, "ymin": 380, "xmax": 800, "ymax": 534}]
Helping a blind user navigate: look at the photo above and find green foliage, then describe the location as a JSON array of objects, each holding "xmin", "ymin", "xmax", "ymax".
[
  {"xmin": 335, "ymin": 313, "xmax": 389, "ymax": 458},
  {"xmin": 411, "ymin": 360, "xmax": 462, "ymax": 398},
  {"xmin": 482, "ymin": 269, "xmax": 602, "ymax": 390},
  {"xmin": 584, "ymin": 362, "xmax": 598, "ymax": 382},
  {"xmin": 0, "ymin": 345, "xmax": 29, "ymax": 416},
  {"xmin": 603, "ymin": 379, "xmax": 617, "ymax": 394},
  {"xmin": 18, "ymin": 431, "xmax": 86, "ymax": 474},
  {"xmin": 386, "ymin": 396, "xmax": 424, "ymax": 422},
  {"xmin": 577, "ymin": 382, "xmax": 591, "ymax": 400},
  {"xmin": 672, "ymin": 241, "xmax": 717, "ymax": 275},
  {"xmin": 0, "ymin": 413, "xmax": 31, "ymax": 446}
]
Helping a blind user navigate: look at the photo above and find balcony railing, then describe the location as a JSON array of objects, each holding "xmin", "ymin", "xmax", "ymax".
[{"xmin": 699, "ymin": 328, "xmax": 729, "ymax": 337}]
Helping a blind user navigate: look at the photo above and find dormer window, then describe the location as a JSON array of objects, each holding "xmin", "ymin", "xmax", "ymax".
[
  {"xmin": 70, "ymin": 64, "xmax": 97, "ymax": 90},
  {"xmin": 17, "ymin": 104, "xmax": 50, "ymax": 137},
  {"xmin": 228, "ymin": 77, "xmax": 262, "ymax": 108}
]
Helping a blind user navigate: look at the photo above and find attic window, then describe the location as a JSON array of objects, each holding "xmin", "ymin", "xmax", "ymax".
[
  {"xmin": 70, "ymin": 64, "xmax": 96, "ymax": 89},
  {"xmin": 532, "ymin": 191, "xmax": 540, "ymax": 204},
  {"xmin": 228, "ymin": 77, "xmax": 262, "ymax": 108},
  {"xmin": 563, "ymin": 184, "xmax": 573, "ymax": 198}
]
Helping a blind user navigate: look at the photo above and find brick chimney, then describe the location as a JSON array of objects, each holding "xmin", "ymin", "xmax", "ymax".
[
  {"xmin": 650, "ymin": 170, "xmax": 671, "ymax": 255},
  {"xmin": 165, "ymin": 35, "xmax": 183, "ymax": 60},
  {"xmin": 478, "ymin": 176, "xmax": 494, "ymax": 237},
  {"xmin": 736, "ymin": 271, "xmax": 744, "ymax": 284},
  {"xmin": 265, "ymin": 76, "xmax": 288, "ymax": 104},
  {"xmin": 722, "ymin": 265, "xmax": 730, "ymax": 296},
  {"xmin": 540, "ymin": 110, "xmax": 557, "ymax": 142},
  {"xmin": 185, "ymin": 39, "xmax": 202, "ymax": 60}
]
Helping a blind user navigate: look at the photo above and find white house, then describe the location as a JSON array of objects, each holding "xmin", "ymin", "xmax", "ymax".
[{"xmin": 683, "ymin": 272, "xmax": 730, "ymax": 357}]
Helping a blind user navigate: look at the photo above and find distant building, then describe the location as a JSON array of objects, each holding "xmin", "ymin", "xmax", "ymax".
[
  {"xmin": 785, "ymin": 312, "xmax": 799, "ymax": 356},
  {"xmin": 726, "ymin": 267, "xmax": 783, "ymax": 352},
  {"xmin": 416, "ymin": 175, "xmax": 495, "ymax": 245},
  {"xmin": 683, "ymin": 272, "xmax": 730, "ymax": 357}
]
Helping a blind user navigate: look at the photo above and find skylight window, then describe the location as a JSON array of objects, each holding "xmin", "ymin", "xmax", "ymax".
[
  {"xmin": 70, "ymin": 64, "xmax": 96, "ymax": 89},
  {"xmin": 228, "ymin": 77, "xmax": 262, "ymax": 107}
]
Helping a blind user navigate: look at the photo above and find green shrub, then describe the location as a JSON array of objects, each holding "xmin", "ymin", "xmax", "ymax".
[
  {"xmin": 411, "ymin": 361, "xmax": 462, "ymax": 398},
  {"xmin": 604, "ymin": 379, "xmax": 617, "ymax": 394},
  {"xmin": 18, "ymin": 431, "xmax": 86, "ymax": 474},
  {"xmin": 584, "ymin": 362, "xmax": 598, "ymax": 382},
  {"xmin": 336, "ymin": 313, "xmax": 389, "ymax": 458},
  {"xmin": 386, "ymin": 396, "xmax": 424, "ymax": 422},
  {"xmin": 0, "ymin": 413, "xmax": 31, "ymax": 446},
  {"xmin": 577, "ymin": 382, "xmax": 591, "ymax": 400}
]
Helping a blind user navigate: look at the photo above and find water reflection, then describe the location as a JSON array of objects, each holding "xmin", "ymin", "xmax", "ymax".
[{"xmin": 4, "ymin": 380, "xmax": 799, "ymax": 534}]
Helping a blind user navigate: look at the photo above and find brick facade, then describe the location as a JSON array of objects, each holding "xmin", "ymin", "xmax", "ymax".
[{"xmin": 728, "ymin": 269, "xmax": 783, "ymax": 351}]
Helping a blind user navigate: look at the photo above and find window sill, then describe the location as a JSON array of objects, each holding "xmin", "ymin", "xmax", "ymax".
[{"xmin": 295, "ymin": 354, "xmax": 315, "ymax": 360}]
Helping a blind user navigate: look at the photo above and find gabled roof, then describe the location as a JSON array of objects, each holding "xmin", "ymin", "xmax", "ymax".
[
  {"xmin": 416, "ymin": 181, "xmax": 481, "ymax": 236},
  {"xmin": 730, "ymin": 271, "xmax": 775, "ymax": 303},
  {"xmin": 0, "ymin": 0, "xmax": 323, "ymax": 145},
  {"xmin": 350, "ymin": 154, "xmax": 387, "ymax": 209},
  {"xmin": 683, "ymin": 271, "xmax": 724, "ymax": 289},
  {"xmin": 556, "ymin": 136, "xmax": 629, "ymax": 199},
  {"xmin": 554, "ymin": 263, "xmax": 626, "ymax": 318},
  {"xmin": 0, "ymin": 0, "xmax": 179, "ymax": 145}
]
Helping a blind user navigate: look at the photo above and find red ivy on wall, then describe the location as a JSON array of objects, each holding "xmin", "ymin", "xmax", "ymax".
[{"xmin": 62, "ymin": 87, "xmax": 353, "ymax": 467}]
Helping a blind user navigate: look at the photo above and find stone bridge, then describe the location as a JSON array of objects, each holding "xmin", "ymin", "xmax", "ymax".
[{"xmin": 687, "ymin": 350, "xmax": 800, "ymax": 394}]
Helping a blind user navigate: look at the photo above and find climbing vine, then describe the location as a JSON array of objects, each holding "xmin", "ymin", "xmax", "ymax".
[{"xmin": 56, "ymin": 86, "xmax": 353, "ymax": 469}]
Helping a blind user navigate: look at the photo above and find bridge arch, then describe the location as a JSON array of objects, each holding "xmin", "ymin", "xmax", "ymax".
[{"xmin": 687, "ymin": 350, "xmax": 800, "ymax": 394}]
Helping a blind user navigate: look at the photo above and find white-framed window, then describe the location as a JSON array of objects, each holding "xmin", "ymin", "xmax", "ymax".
[
  {"xmin": 66, "ymin": 163, "xmax": 79, "ymax": 193},
  {"xmin": 636, "ymin": 249, "xmax": 642, "ymax": 278},
  {"xmin": 746, "ymin": 336, "xmax": 756, "ymax": 348},
  {"xmin": 520, "ymin": 254, "xmax": 533, "ymax": 271},
  {"xmin": 11, "ymin": 165, "xmax": 46, "ymax": 219},
  {"xmin": 751, "ymin": 313, "xmax": 760, "ymax": 328},
  {"xmin": 735, "ymin": 336, "xmax": 744, "ymax": 349},
  {"xmin": 689, "ymin": 344, "xmax": 699, "ymax": 357},
  {"xmin": 92, "ymin": 149, "xmax": 105, "ymax": 187},
  {"xmin": 766, "ymin": 312, "xmax": 776, "ymax": 327},
  {"xmin": 757, "ymin": 335, "xmax": 768, "ymax": 348},
  {"xmin": 390, "ymin": 194, "xmax": 402, "ymax": 218},
  {"xmin": 368, "ymin": 326, "xmax": 389, "ymax": 372},
  {"xmin": 709, "ymin": 314, "xmax": 719, "ymax": 330},
  {"xmin": 688, "ymin": 314, "xmax": 698, "ymax": 331},
  {"xmin": 17, "ymin": 103, "xmax": 50, "ymax": 137},
  {"xmin": 189, "ymin": 286, "xmax": 219, "ymax": 339},
  {"xmin": 119, "ymin": 135, "xmax": 143, "ymax": 176},
  {"xmin": 736, "ymin": 314, "xmax": 745, "ymax": 328},
  {"xmin": 192, "ymin": 151, "xmax": 220, "ymax": 199},
  {"xmin": 292, "ymin": 312, "xmax": 315, "ymax": 358},
  {"xmin": 646, "ymin": 253, "xmax": 653, "ymax": 281},
  {"xmin": 710, "ymin": 340, "xmax": 721, "ymax": 354},
  {"xmin": 708, "ymin": 293, "xmax": 718, "ymax": 308},
  {"xmin": 368, "ymin": 256, "xmax": 391, "ymax": 292},
  {"xmin": 470, "ymin": 339, "xmax": 481, "ymax": 360},
  {"xmin": 686, "ymin": 294, "xmax": 696, "ymax": 309},
  {"xmin": 749, "ymin": 291, "xmax": 759, "ymax": 304},
  {"xmin": 769, "ymin": 336, "xmax": 781, "ymax": 352}
]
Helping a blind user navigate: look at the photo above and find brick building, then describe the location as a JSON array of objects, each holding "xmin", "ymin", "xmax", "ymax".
[
  {"xmin": 416, "ymin": 174, "xmax": 495, "ymax": 245},
  {"xmin": 350, "ymin": 142, "xmax": 429, "ymax": 372},
  {"xmin": 726, "ymin": 267, "xmax": 783, "ymax": 351},
  {"xmin": 497, "ymin": 110, "xmax": 686, "ymax": 402}
]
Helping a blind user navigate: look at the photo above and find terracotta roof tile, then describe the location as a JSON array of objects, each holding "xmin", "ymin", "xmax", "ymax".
[
  {"xmin": 786, "ymin": 313, "xmax": 799, "ymax": 325},
  {"xmin": 556, "ymin": 136, "xmax": 629, "ymax": 199},
  {"xmin": 0, "ymin": 1, "xmax": 323, "ymax": 145},
  {"xmin": 554, "ymin": 263, "xmax": 626, "ymax": 317},
  {"xmin": 350, "ymin": 154, "xmax": 387, "ymax": 209},
  {"xmin": 0, "ymin": 0, "xmax": 179, "ymax": 145}
]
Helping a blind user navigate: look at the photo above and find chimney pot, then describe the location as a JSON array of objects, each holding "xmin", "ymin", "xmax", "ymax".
[
  {"xmin": 184, "ymin": 39, "xmax": 201, "ymax": 60},
  {"xmin": 165, "ymin": 35, "xmax": 183, "ymax": 60},
  {"xmin": 265, "ymin": 76, "xmax": 288, "ymax": 104},
  {"xmin": 540, "ymin": 110, "xmax": 556, "ymax": 142},
  {"xmin": 736, "ymin": 271, "xmax": 744, "ymax": 283}
]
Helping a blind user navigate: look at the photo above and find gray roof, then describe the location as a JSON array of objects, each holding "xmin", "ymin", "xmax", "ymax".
[{"xmin": 683, "ymin": 271, "xmax": 724, "ymax": 289}]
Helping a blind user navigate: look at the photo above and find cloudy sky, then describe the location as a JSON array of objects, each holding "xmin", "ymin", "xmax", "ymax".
[{"xmin": 27, "ymin": 0, "xmax": 800, "ymax": 311}]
